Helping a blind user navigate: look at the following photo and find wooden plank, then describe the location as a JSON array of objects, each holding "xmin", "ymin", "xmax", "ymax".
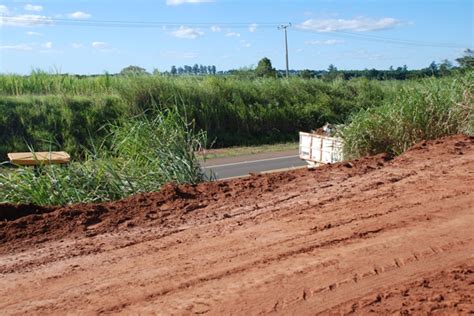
[{"xmin": 7, "ymin": 151, "xmax": 70, "ymax": 166}]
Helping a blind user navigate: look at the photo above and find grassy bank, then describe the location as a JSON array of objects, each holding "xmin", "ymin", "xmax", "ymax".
[
  {"xmin": 1, "ymin": 72, "xmax": 472, "ymax": 206},
  {"xmin": 341, "ymin": 72, "xmax": 473, "ymax": 157},
  {"xmin": 0, "ymin": 109, "xmax": 205, "ymax": 205}
]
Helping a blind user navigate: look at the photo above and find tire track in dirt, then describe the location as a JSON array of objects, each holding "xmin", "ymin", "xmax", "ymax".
[
  {"xmin": 113, "ymin": 207, "xmax": 472, "ymax": 314},
  {"xmin": 0, "ymin": 135, "xmax": 472, "ymax": 314},
  {"xmin": 6, "ymin": 183, "xmax": 470, "ymax": 314}
]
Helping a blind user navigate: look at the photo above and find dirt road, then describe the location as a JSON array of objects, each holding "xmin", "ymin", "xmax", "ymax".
[{"xmin": 0, "ymin": 135, "xmax": 473, "ymax": 314}]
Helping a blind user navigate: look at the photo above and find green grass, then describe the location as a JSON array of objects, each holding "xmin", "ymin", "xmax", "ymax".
[
  {"xmin": 0, "ymin": 73, "xmax": 388, "ymax": 160},
  {"xmin": 340, "ymin": 72, "xmax": 473, "ymax": 158},
  {"xmin": 0, "ymin": 94, "xmax": 126, "ymax": 161},
  {"xmin": 0, "ymin": 108, "xmax": 205, "ymax": 205},
  {"xmin": 198, "ymin": 142, "xmax": 299, "ymax": 160},
  {"xmin": 1, "ymin": 71, "xmax": 471, "ymax": 206}
]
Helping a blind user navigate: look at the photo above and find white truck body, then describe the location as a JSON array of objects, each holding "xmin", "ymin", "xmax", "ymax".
[{"xmin": 299, "ymin": 132, "xmax": 344, "ymax": 167}]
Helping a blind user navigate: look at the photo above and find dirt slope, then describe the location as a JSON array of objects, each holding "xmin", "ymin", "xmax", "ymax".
[{"xmin": 0, "ymin": 135, "xmax": 473, "ymax": 315}]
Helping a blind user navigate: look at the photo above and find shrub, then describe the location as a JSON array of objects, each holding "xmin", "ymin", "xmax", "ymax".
[
  {"xmin": 0, "ymin": 109, "xmax": 205, "ymax": 205},
  {"xmin": 340, "ymin": 72, "xmax": 473, "ymax": 158}
]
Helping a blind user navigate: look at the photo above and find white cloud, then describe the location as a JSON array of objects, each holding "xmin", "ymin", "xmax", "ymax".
[
  {"xmin": 178, "ymin": 52, "xmax": 198, "ymax": 59},
  {"xmin": 210, "ymin": 25, "xmax": 221, "ymax": 32},
  {"xmin": 240, "ymin": 40, "xmax": 251, "ymax": 48},
  {"xmin": 26, "ymin": 31, "xmax": 42, "ymax": 36},
  {"xmin": 92, "ymin": 41, "xmax": 109, "ymax": 49},
  {"xmin": 297, "ymin": 17, "xmax": 402, "ymax": 32},
  {"xmin": 248, "ymin": 23, "xmax": 258, "ymax": 33},
  {"xmin": 161, "ymin": 50, "xmax": 198, "ymax": 59},
  {"xmin": 338, "ymin": 49, "xmax": 384, "ymax": 61},
  {"xmin": 24, "ymin": 4, "xmax": 43, "ymax": 12},
  {"xmin": 166, "ymin": 0, "xmax": 213, "ymax": 5},
  {"xmin": 0, "ymin": 44, "xmax": 33, "ymax": 51},
  {"xmin": 171, "ymin": 26, "xmax": 204, "ymax": 39},
  {"xmin": 0, "ymin": 5, "xmax": 10, "ymax": 15},
  {"xmin": 225, "ymin": 32, "xmax": 240, "ymax": 37},
  {"xmin": 68, "ymin": 11, "xmax": 91, "ymax": 19},
  {"xmin": 42, "ymin": 41, "xmax": 53, "ymax": 49},
  {"xmin": 354, "ymin": 50, "xmax": 383, "ymax": 60},
  {"xmin": 71, "ymin": 42, "xmax": 84, "ymax": 49},
  {"xmin": 0, "ymin": 14, "xmax": 53, "ymax": 27},
  {"xmin": 305, "ymin": 39, "xmax": 345, "ymax": 46}
]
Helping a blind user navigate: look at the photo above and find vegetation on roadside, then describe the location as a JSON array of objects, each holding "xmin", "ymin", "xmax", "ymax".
[
  {"xmin": 1, "ymin": 57, "xmax": 472, "ymax": 206},
  {"xmin": 0, "ymin": 74, "xmax": 387, "ymax": 160},
  {"xmin": 340, "ymin": 72, "xmax": 473, "ymax": 157},
  {"xmin": 0, "ymin": 109, "xmax": 205, "ymax": 205}
]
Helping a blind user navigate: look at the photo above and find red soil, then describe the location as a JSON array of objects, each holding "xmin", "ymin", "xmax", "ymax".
[{"xmin": 0, "ymin": 135, "xmax": 473, "ymax": 314}]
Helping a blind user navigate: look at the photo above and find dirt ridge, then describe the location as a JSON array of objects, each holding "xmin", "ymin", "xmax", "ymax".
[{"xmin": 0, "ymin": 134, "xmax": 473, "ymax": 314}]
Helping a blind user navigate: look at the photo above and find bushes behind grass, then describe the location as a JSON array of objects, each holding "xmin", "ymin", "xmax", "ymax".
[
  {"xmin": 0, "ymin": 95, "xmax": 126, "ymax": 160},
  {"xmin": 340, "ymin": 72, "xmax": 473, "ymax": 158},
  {"xmin": 0, "ymin": 75, "xmax": 387, "ymax": 159}
]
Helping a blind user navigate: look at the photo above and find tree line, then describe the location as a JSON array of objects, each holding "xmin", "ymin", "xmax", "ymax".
[
  {"xmin": 117, "ymin": 48, "xmax": 472, "ymax": 80},
  {"xmin": 170, "ymin": 64, "xmax": 217, "ymax": 75}
]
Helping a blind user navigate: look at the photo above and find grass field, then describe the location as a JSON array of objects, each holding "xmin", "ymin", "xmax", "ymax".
[
  {"xmin": 1, "ymin": 71, "xmax": 472, "ymax": 205},
  {"xmin": 0, "ymin": 74, "xmax": 388, "ymax": 160}
]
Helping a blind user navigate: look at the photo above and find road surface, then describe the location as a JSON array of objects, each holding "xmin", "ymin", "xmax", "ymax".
[{"xmin": 201, "ymin": 149, "xmax": 307, "ymax": 179}]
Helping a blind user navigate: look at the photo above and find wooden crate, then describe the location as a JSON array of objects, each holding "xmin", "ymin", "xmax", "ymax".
[{"xmin": 7, "ymin": 151, "xmax": 70, "ymax": 166}]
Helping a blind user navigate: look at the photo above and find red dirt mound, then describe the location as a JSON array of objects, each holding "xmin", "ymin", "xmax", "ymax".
[
  {"xmin": 0, "ymin": 135, "xmax": 473, "ymax": 315},
  {"xmin": 0, "ymin": 152, "xmax": 388, "ymax": 251},
  {"xmin": 330, "ymin": 264, "xmax": 473, "ymax": 314}
]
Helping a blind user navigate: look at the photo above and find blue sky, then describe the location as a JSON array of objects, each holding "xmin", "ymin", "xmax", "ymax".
[{"xmin": 0, "ymin": 0, "xmax": 472, "ymax": 74}]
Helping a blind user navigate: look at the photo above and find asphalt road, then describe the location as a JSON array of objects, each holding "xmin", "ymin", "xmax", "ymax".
[{"xmin": 201, "ymin": 150, "xmax": 307, "ymax": 180}]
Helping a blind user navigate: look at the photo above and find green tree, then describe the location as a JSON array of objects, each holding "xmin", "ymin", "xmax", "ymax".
[
  {"xmin": 255, "ymin": 57, "xmax": 276, "ymax": 78},
  {"xmin": 439, "ymin": 59, "xmax": 453, "ymax": 76},
  {"xmin": 170, "ymin": 65, "xmax": 177, "ymax": 75},
  {"xmin": 119, "ymin": 65, "xmax": 149, "ymax": 76},
  {"xmin": 325, "ymin": 64, "xmax": 339, "ymax": 80},
  {"xmin": 328, "ymin": 64, "xmax": 337, "ymax": 72},
  {"xmin": 299, "ymin": 69, "xmax": 314, "ymax": 79},
  {"xmin": 456, "ymin": 49, "xmax": 474, "ymax": 69},
  {"xmin": 192, "ymin": 64, "xmax": 199, "ymax": 75}
]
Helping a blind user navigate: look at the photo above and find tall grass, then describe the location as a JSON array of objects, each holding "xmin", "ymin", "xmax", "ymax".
[
  {"xmin": 0, "ymin": 109, "xmax": 205, "ymax": 205},
  {"xmin": 2, "ymin": 70, "xmax": 469, "ymax": 166},
  {"xmin": 0, "ymin": 74, "xmax": 387, "ymax": 159},
  {"xmin": 340, "ymin": 72, "xmax": 473, "ymax": 157},
  {"xmin": 0, "ymin": 70, "xmax": 116, "ymax": 96},
  {"xmin": 0, "ymin": 95, "xmax": 126, "ymax": 160}
]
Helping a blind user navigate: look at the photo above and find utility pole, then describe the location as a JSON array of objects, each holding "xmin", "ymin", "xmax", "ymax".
[{"xmin": 278, "ymin": 23, "xmax": 291, "ymax": 78}]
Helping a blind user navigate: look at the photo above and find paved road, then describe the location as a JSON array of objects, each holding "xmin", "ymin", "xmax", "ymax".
[{"xmin": 201, "ymin": 150, "xmax": 307, "ymax": 180}]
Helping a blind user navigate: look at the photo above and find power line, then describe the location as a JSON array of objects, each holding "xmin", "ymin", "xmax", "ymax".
[
  {"xmin": 0, "ymin": 16, "xmax": 284, "ymax": 28},
  {"xmin": 2, "ymin": 16, "xmax": 468, "ymax": 49},
  {"xmin": 294, "ymin": 28, "xmax": 467, "ymax": 49}
]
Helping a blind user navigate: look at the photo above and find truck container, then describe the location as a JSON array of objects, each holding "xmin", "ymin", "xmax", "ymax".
[{"xmin": 299, "ymin": 132, "xmax": 344, "ymax": 168}]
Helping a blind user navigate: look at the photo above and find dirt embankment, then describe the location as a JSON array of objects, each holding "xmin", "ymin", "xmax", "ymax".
[{"xmin": 0, "ymin": 135, "xmax": 473, "ymax": 314}]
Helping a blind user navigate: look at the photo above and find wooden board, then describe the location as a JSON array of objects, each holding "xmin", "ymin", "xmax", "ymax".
[{"xmin": 7, "ymin": 151, "xmax": 70, "ymax": 166}]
